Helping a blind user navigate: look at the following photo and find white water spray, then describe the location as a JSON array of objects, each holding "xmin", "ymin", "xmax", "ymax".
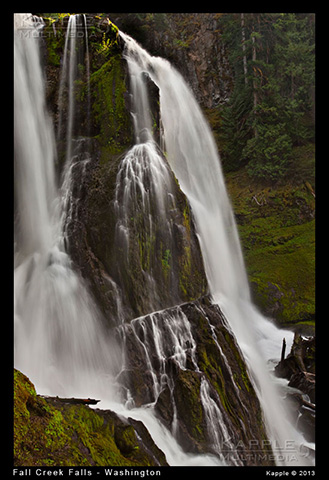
[
  {"xmin": 57, "ymin": 15, "xmax": 77, "ymax": 163},
  {"xmin": 14, "ymin": 16, "xmax": 220, "ymax": 467},
  {"xmin": 14, "ymin": 14, "xmax": 119, "ymax": 401},
  {"xmin": 14, "ymin": 15, "xmax": 56, "ymax": 259},
  {"xmin": 119, "ymin": 31, "xmax": 313, "ymax": 466}
]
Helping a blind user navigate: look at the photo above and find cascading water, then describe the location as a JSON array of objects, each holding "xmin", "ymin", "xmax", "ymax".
[
  {"xmin": 113, "ymin": 140, "xmax": 181, "ymax": 315},
  {"xmin": 57, "ymin": 15, "xmax": 77, "ymax": 163},
  {"xmin": 119, "ymin": 32, "xmax": 314, "ymax": 466},
  {"xmin": 14, "ymin": 14, "xmax": 220, "ymax": 467},
  {"xmin": 57, "ymin": 14, "xmax": 91, "ymax": 161},
  {"xmin": 117, "ymin": 302, "xmax": 249, "ymax": 466},
  {"xmin": 14, "ymin": 14, "xmax": 56, "ymax": 259},
  {"xmin": 14, "ymin": 13, "xmax": 314, "ymax": 468},
  {"xmin": 14, "ymin": 14, "xmax": 119, "ymax": 400}
]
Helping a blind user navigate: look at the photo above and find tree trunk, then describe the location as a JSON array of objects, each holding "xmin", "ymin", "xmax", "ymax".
[
  {"xmin": 280, "ymin": 338, "xmax": 286, "ymax": 363},
  {"xmin": 251, "ymin": 27, "xmax": 258, "ymax": 137},
  {"xmin": 241, "ymin": 13, "xmax": 248, "ymax": 86}
]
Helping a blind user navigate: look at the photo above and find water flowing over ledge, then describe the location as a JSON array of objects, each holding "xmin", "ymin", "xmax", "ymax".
[
  {"xmin": 14, "ymin": 14, "xmax": 314, "ymax": 467},
  {"xmin": 118, "ymin": 31, "xmax": 312, "ymax": 466}
]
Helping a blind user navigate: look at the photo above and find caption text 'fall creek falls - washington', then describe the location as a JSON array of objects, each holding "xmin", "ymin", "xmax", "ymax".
[{"xmin": 14, "ymin": 13, "xmax": 314, "ymax": 467}]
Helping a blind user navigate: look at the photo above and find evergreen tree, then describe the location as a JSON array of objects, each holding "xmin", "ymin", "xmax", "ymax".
[{"xmin": 220, "ymin": 13, "xmax": 315, "ymax": 181}]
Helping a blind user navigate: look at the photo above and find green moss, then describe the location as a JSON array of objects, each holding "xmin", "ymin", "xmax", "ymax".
[
  {"xmin": 14, "ymin": 369, "xmax": 166, "ymax": 466},
  {"xmin": 90, "ymin": 55, "xmax": 132, "ymax": 156},
  {"xmin": 162, "ymin": 248, "xmax": 171, "ymax": 269},
  {"xmin": 114, "ymin": 426, "xmax": 139, "ymax": 455},
  {"xmin": 44, "ymin": 410, "xmax": 66, "ymax": 449},
  {"xmin": 177, "ymin": 202, "xmax": 207, "ymax": 301},
  {"xmin": 173, "ymin": 369, "xmax": 205, "ymax": 444},
  {"xmin": 226, "ymin": 169, "xmax": 315, "ymax": 326},
  {"xmin": 161, "ymin": 248, "xmax": 171, "ymax": 281},
  {"xmin": 138, "ymin": 228, "xmax": 156, "ymax": 272},
  {"xmin": 245, "ymin": 219, "xmax": 315, "ymax": 324},
  {"xmin": 42, "ymin": 16, "xmax": 67, "ymax": 67},
  {"xmin": 62, "ymin": 404, "xmax": 124, "ymax": 466},
  {"xmin": 197, "ymin": 343, "xmax": 235, "ymax": 418},
  {"xmin": 223, "ymin": 331, "xmax": 252, "ymax": 393},
  {"xmin": 14, "ymin": 370, "xmax": 34, "ymax": 463}
]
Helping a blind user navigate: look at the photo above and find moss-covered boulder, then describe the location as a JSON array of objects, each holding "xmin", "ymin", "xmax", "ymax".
[
  {"xmin": 14, "ymin": 369, "xmax": 168, "ymax": 466},
  {"xmin": 118, "ymin": 297, "xmax": 273, "ymax": 465}
]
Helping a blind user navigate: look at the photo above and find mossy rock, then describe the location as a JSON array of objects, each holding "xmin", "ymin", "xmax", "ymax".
[
  {"xmin": 180, "ymin": 300, "xmax": 269, "ymax": 441},
  {"xmin": 13, "ymin": 369, "xmax": 167, "ymax": 466},
  {"xmin": 114, "ymin": 425, "xmax": 138, "ymax": 455},
  {"xmin": 121, "ymin": 299, "xmax": 273, "ymax": 464},
  {"xmin": 67, "ymin": 139, "xmax": 208, "ymax": 325},
  {"xmin": 90, "ymin": 54, "xmax": 133, "ymax": 153},
  {"xmin": 172, "ymin": 368, "xmax": 206, "ymax": 452}
]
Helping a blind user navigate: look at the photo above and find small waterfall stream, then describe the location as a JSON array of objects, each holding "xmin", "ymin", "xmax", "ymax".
[{"xmin": 57, "ymin": 15, "xmax": 77, "ymax": 163}]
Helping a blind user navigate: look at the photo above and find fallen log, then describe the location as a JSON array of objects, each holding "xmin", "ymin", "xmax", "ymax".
[{"xmin": 42, "ymin": 396, "xmax": 100, "ymax": 405}]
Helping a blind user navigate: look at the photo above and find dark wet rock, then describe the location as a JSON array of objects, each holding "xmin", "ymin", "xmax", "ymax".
[
  {"xmin": 275, "ymin": 333, "xmax": 315, "ymax": 444},
  {"xmin": 118, "ymin": 297, "xmax": 273, "ymax": 465}
]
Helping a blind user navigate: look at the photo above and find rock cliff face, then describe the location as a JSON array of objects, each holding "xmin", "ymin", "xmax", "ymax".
[
  {"xmin": 63, "ymin": 135, "xmax": 208, "ymax": 325},
  {"xmin": 15, "ymin": 13, "xmax": 275, "ymax": 466},
  {"xmin": 117, "ymin": 296, "xmax": 272, "ymax": 464},
  {"xmin": 42, "ymin": 15, "xmax": 208, "ymax": 326},
  {"xmin": 109, "ymin": 13, "xmax": 232, "ymax": 109}
]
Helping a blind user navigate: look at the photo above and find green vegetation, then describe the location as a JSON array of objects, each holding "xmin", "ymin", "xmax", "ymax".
[
  {"xmin": 90, "ymin": 55, "xmax": 131, "ymax": 155},
  {"xmin": 88, "ymin": 20, "xmax": 133, "ymax": 156},
  {"xmin": 226, "ymin": 156, "xmax": 315, "ymax": 328},
  {"xmin": 219, "ymin": 14, "xmax": 315, "ymax": 181},
  {"xmin": 161, "ymin": 248, "xmax": 171, "ymax": 280},
  {"xmin": 14, "ymin": 369, "xmax": 166, "ymax": 466}
]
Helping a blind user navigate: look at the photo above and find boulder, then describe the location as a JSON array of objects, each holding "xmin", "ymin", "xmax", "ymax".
[
  {"xmin": 13, "ymin": 369, "xmax": 168, "ymax": 466},
  {"xmin": 118, "ymin": 297, "xmax": 274, "ymax": 465},
  {"xmin": 275, "ymin": 333, "xmax": 315, "ymax": 444}
]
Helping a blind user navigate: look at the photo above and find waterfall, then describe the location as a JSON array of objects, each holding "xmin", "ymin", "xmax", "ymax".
[
  {"xmin": 14, "ymin": 14, "xmax": 57, "ymax": 258},
  {"xmin": 57, "ymin": 14, "xmax": 91, "ymax": 162},
  {"xmin": 14, "ymin": 14, "xmax": 119, "ymax": 400},
  {"xmin": 113, "ymin": 141, "xmax": 181, "ymax": 315},
  {"xmin": 83, "ymin": 14, "xmax": 91, "ymax": 137},
  {"xmin": 119, "ymin": 32, "xmax": 312, "ymax": 466},
  {"xmin": 14, "ymin": 13, "xmax": 314, "ymax": 467},
  {"xmin": 57, "ymin": 15, "xmax": 77, "ymax": 163}
]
